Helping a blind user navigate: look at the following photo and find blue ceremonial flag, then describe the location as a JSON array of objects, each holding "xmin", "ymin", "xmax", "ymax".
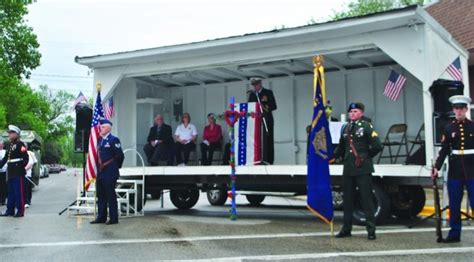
[{"xmin": 307, "ymin": 56, "xmax": 334, "ymax": 226}]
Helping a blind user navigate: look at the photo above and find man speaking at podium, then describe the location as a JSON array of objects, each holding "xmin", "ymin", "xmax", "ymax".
[{"xmin": 248, "ymin": 77, "xmax": 277, "ymax": 164}]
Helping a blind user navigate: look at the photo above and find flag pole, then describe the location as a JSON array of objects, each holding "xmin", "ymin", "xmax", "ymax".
[{"xmin": 93, "ymin": 81, "xmax": 102, "ymax": 219}]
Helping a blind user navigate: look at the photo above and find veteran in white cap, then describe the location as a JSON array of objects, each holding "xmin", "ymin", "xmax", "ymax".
[
  {"xmin": 247, "ymin": 76, "xmax": 277, "ymax": 164},
  {"xmin": 0, "ymin": 125, "xmax": 29, "ymax": 217},
  {"xmin": 433, "ymin": 95, "xmax": 474, "ymax": 243},
  {"xmin": 90, "ymin": 118, "xmax": 124, "ymax": 225}
]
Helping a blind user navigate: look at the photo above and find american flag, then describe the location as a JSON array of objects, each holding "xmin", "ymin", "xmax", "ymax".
[
  {"xmin": 383, "ymin": 70, "xmax": 407, "ymax": 101},
  {"xmin": 72, "ymin": 91, "xmax": 87, "ymax": 109},
  {"xmin": 103, "ymin": 96, "xmax": 115, "ymax": 120},
  {"xmin": 84, "ymin": 92, "xmax": 104, "ymax": 190},
  {"xmin": 446, "ymin": 57, "xmax": 462, "ymax": 81}
]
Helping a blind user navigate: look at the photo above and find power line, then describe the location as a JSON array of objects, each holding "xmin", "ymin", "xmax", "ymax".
[
  {"xmin": 27, "ymin": 77, "xmax": 92, "ymax": 83},
  {"xmin": 30, "ymin": 73, "xmax": 93, "ymax": 79}
]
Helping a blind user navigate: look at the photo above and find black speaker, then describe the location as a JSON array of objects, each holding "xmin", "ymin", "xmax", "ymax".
[
  {"xmin": 433, "ymin": 114, "xmax": 455, "ymax": 146},
  {"xmin": 429, "ymin": 79, "xmax": 464, "ymax": 114},
  {"xmin": 75, "ymin": 104, "xmax": 92, "ymax": 153}
]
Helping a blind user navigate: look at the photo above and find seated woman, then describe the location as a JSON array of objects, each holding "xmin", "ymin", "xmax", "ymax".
[
  {"xmin": 174, "ymin": 113, "xmax": 198, "ymax": 166},
  {"xmin": 200, "ymin": 113, "xmax": 222, "ymax": 165}
]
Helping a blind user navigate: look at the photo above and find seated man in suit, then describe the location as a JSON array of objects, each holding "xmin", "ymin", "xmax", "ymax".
[{"xmin": 143, "ymin": 115, "xmax": 174, "ymax": 166}]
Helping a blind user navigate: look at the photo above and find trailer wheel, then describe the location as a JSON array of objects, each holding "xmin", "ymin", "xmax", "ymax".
[
  {"xmin": 353, "ymin": 184, "xmax": 390, "ymax": 225},
  {"xmin": 170, "ymin": 188, "xmax": 200, "ymax": 209},
  {"xmin": 207, "ymin": 188, "xmax": 227, "ymax": 206},
  {"xmin": 150, "ymin": 191, "xmax": 162, "ymax": 200},
  {"xmin": 246, "ymin": 195, "xmax": 265, "ymax": 206},
  {"xmin": 332, "ymin": 187, "xmax": 344, "ymax": 210},
  {"xmin": 391, "ymin": 185, "xmax": 426, "ymax": 219}
]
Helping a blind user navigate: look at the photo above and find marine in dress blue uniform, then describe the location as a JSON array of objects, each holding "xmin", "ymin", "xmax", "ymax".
[
  {"xmin": 90, "ymin": 119, "xmax": 124, "ymax": 225},
  {"xmin": 0, "ymin": 125, "xmax": 29, "ymax": 217},
  {"xmin": 433, "ymin": 95, "xmax": 474, "ymax": 243}
]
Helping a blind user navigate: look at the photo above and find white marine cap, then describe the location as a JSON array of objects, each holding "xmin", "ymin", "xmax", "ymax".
[
  {"xmin": 7, "ymin": 125, "xmax": 21, "ymax": 134},
  {"xmin": 249, "ymin": 76, "xmax": 263, "ymax": 83},
  {"xmin": 449, "ymin": 95, "xmax": 472, "ymax": 106}
]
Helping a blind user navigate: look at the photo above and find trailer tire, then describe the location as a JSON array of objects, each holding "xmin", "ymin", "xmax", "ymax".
[
  {"xmin": 150, "ymin": 191, "xmax": 162, "ymax": 200},
  {"xmin": 170, "ymin": 188, "xmax": 200, "ymax": 209},
  {"xmin": 391, "ymin": 185, "xmax": 426, "ymax": 219},
  {"xmin": 207, "ymin": 188, "xmax": 227, "ymax": 206},
  {"xmin": 246, "ymin": 195, "xmax": 265, "ymax": 206},
  {"xmin": 332, "ymin": 187, "xmax": 344, "ymax": 210},
  {"xmin": 353, "ymin": 184, "xmax": 390, "ymax": 225}
]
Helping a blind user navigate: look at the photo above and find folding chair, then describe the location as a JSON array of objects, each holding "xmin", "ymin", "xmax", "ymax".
[
  {"xmin": 188, "ymin": 146, "xmax": 199, "ymax": 165},
  {"xmin": 210, "ymin": 145, "xmax": 224, "ymax": 165},
  {"xmin": 377, "ymin": 124, "xmax": 409, "ymax": 164},
  {"xmin": 407, "ymin": 124, "xmax": 425, "ymax": 157}
]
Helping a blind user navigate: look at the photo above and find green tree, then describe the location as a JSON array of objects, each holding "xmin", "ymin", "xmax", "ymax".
[
  {"xmin": 39, "ymin": 85, "xmax": 75, "ymax": 140},
  {"xmin": 0, "ymin": 83, "xmax": 50, "ymax": 139},
  {"xmin": 0, "ymin": 1, "xmax": 47, "ymax": 137},
  {"xmin": 330, "ymin": 0, "xmax": 427, "ymax": 21},
  {"xmin": 43, "ymin": 140, "xmax": 61, "ymax": 164},
  {"xmin": 0, "ymin": 1, "xmax": 41, "ymax": 78}
]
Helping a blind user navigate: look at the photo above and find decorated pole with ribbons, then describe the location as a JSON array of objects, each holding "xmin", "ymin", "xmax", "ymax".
[{"xmin": 224, "ymin": 97, "xmax": 239, "ymax": 220}]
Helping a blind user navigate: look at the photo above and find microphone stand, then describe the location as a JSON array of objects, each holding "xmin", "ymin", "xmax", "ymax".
[{"xmin": 253, "ymin": 90, "xmax": 269, "ymax": 134}]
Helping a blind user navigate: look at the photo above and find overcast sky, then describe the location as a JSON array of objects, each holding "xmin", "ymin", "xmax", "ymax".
[{"xmin": 25, "ymin": 0, "xmax": 352, "ymax": 96}]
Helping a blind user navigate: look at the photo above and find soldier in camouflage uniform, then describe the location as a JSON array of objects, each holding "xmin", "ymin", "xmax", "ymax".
[{"xmin": 334, "ymin": 103, "xmax": 382, "ymax": 240}]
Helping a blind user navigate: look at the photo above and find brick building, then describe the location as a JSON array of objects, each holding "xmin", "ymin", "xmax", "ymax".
[{"xmin": 426, "ymin": 0, "xmax": 474, "ymax": 99}]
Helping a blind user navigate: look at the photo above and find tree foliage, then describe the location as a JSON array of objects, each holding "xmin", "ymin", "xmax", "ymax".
[
  {"xmin": 330, "ymin": 0, "xmax": 427, "ymax": 20},
  {"xmin": 1, "ymin": 2, "xmax": 78, "ymax": 165},
  {"xmin": 0, "ymin": 1, "xmax": 41, "ymax": 78},
  {"xmin": 38, "ymin": 85, "xmax": 75, "ymax": 140}
]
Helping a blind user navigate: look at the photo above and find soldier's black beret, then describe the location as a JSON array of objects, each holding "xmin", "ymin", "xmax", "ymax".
[{"xmin": 348, "ymin": 102, "xmax": 365, "ymax": 112}]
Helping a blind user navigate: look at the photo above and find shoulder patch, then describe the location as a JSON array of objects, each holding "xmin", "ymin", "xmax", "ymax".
[
  {"xmin": 371, "ymin": 131, "xmax": 378, "ymax": 138},
  {"xmin": 115, "ymin": 143, "xmax": 121, "ymax": 148}
]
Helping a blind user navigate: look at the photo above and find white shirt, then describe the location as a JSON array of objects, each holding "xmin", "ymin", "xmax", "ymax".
[
  {"xmin": 175, "ymin": 123, "xmax": 198, "ymax": 143},
  {"xmin": 0, "ymin": 149, "xmax": 6, "ymax": 172},
  {"xmin": 25, "ymin": 151, "xmax": 37, "ymax": 178}
]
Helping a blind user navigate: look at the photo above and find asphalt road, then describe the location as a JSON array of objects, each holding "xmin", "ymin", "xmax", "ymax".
[{"xmin": 0, "ymin": 168, "xmax": 473, "ymax": 261}]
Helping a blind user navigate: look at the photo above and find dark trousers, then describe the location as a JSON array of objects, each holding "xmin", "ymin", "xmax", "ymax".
[
  {"xmin": 342, "ymin": 174, "xmax": 376, "ymax": 234},
  {"xmin": 143, "ymin": 143, "xmax": 173, "ymax": 166},
  {"xmin": 200, "ymin": 142, "xmax": 221, "ymax": 165},
  {"xmin": 0, "ymin": 172, "xmax": 6, "ymax": 204},
  {"xmin": 6, "ymin": 176, "xmax": 25, "ymax": 216},
  {"xmin": 223, "ymin": 143, "xmax": 231, "ymax": 165},
  {"xmin": 175, "ymin": 142, "xmax": 195, "ymax": 165},
  {"xmin": 447, "ymin": 179, "xmax": 474, "ymax": 239},
  {"xmin": 262, "ymin": 118, "xmax": 274, "ymax": 164},
  {"xmin": 96, "ymin": 176, "xmax": 118, "ymax": 222},
  {"xmin": 24, "ymin": 177, "xmax": 32, "ymax": 205}
]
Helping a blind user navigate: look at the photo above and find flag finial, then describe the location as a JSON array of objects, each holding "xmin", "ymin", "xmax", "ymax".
[
  {"xmin": 313, "ymin": 55, "xmax": 324, "ymax": 68},
  {"xmin": 96, "ymin": 81, "xmax": 102, "ymax": 92}
]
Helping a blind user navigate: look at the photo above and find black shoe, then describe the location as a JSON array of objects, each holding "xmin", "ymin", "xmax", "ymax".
[
  {"xmin": 335, "ymin": 230, "xmax": 351, "ymax": 238},
  {"xmin": 90, "ymin": 219, "xmax": 106, "ymax": 224},
  {"xmin": 106, "ymin": 220, "xmax": 118, "ymax": 225},
  {"xmin": 442, "ymin": 236, "xmax": 460, "ymax": 243},
  {"xmin": 368, "ymin": 233, "xmax": 376, "ymax": 240},
  {"xmin": 0, "ymin": 212, "xmax": 13, "ymax": 217},
  {"xmin": 13, "ymin": 213, "xmax": 24, "ymax": 218}
]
